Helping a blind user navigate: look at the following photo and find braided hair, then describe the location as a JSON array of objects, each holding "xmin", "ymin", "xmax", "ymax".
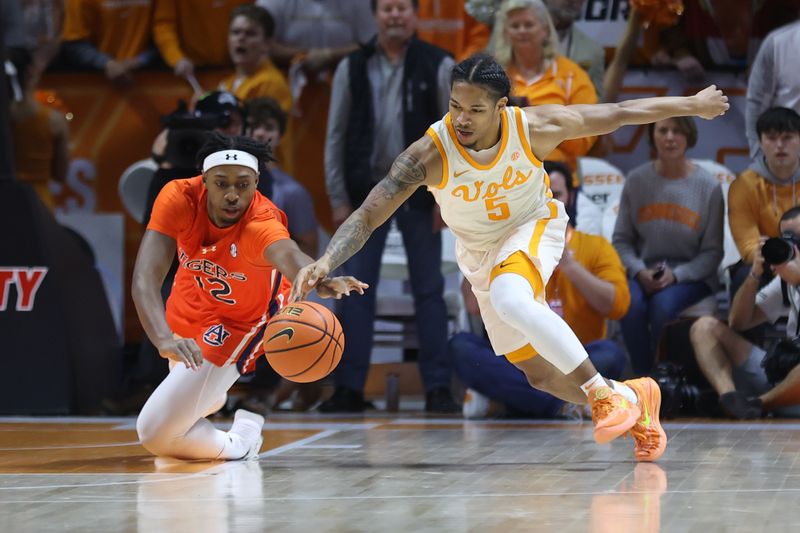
[
  {"xmin": 451, "ymin": 53, "xmax": 511, "ymax": 102},
  {"xmin": 195, "ymin": 131, "xmax": 274, "ymax": 170}
]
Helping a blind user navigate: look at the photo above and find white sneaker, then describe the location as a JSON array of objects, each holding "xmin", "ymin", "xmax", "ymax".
[
  {"xmin": 462, "ymin": 388, "xmax": 490, "ymax": 419},
  {"xmin": 230, "ymin": 409, "xmax": 265, "ymax": 460}
]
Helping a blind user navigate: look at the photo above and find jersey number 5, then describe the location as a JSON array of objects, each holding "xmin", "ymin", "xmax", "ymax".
[
  {"xmin": 194, "ymin": 276, "xmax": 236, "ymax": 305},
  {"xmin": 485, "ymin": 196, "xmax": 510, "ymax": 220}
]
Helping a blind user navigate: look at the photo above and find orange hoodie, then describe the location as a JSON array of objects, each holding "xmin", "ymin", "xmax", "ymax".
[{"xmin": 728, "ymin": 157, "xmax": 800, "ymax": 263}]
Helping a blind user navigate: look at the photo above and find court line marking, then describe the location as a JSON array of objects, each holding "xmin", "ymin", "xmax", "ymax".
[
  {"xmin": 300, "ymin": 444, "xmax": 361, "ymax": 449},
  {"xmin": 0, "ymin": 441, "xmax": 140, "ymax": 451},
  {"xmin": 258, "ymin": 429, "xmax": 339, "ymax": 458},
  {"xmin": 4, "ymin": 486, "xmax": 800, "ymax": 503}
]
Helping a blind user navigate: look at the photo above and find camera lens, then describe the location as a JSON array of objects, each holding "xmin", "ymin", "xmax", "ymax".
[{"xmin": 762, "ymin": 237, "xmax": 795, "ymax": 265}]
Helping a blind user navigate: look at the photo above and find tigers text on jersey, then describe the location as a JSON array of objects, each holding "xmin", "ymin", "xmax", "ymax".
[
  {"xmin": 148, "ymin": 176, "xmax": 291, "ymax": 368},
  {"xmin": 426, "ymin": 106, "xmax": 553, "ymax": 252}
]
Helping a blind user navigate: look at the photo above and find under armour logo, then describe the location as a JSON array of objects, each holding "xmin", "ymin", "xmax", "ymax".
[
  {"xmin": 225, "ymin": 154, "xmax": 237, "ymax": 160},
  {"xmin": 201, "ymin": 246, "xmax": 217, "ymax": 254}
]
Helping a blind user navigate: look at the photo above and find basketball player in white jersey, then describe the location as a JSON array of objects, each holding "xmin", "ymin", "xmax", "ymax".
[{"xmin": 292, "ymin": 54, "xmax": 729, "ymax": 461}]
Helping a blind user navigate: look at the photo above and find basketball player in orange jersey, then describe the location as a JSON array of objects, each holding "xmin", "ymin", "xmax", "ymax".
[
  {"xmin": 133, "ymin": 132, "xmax": 367, "ymax": 461},
  {"xmin": 293, "ymin": 54, "xmax": 730, "ymax": 462}
]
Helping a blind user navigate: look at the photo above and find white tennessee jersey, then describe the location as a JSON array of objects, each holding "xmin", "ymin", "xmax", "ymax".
[{"xmin": 425, "ymin": 106, "xmax": 553, "ymax": 252}]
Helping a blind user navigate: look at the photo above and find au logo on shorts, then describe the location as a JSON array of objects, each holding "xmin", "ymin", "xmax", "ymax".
[{"xmin": 203, "ymin": 324, "xmax": 231, "ymax": 347}]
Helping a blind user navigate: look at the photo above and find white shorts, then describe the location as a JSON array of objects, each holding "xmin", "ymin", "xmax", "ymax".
[{"xmin": 456, "ymin": 200, "xmax": 569, "ymax": 356}]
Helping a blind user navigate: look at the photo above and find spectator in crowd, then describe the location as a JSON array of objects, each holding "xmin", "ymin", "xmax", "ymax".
[
  {"xmin": 746, "ymin": 20, "xmax": 800, "ymax": 158},
  {"xmin": 20, "ymin": 0, "xmax": 64, "ymax": 79},
  {"xmin": 153, "ymin": 0, "xmax": 251, "ymax": 82},
  {"xmin": 490, "ymin": 0, "xmax": 597, "ymax": 172},
  {"xmin": 256, "ymin": 0, "xmax": 376, "ymax": 231},
  {"xmin": 245, "ymin": 97, "xmax": 317, "ymax": 257},
  {"xmin": 60, "ymin": 0, "xmax": 156, "ymax": 84},
  {"xmin": 219, "ymin": 5, "xmax": 291, "ymax": 112},
  {"xmin": 728, "ymin": 107, "xmax": 800, "ymax": 291},
  {"xmin": 689, "ymin": 206, "xmax": 800, "ymax": 419},
  {"xmin": 7, "ymin": 46, "xmax": 69, "ymax": 210},
  {"xmin": 320, "ymin": 0, "xmax": 457, "ymax": 413},
  {"xmin": 649, "ymin": 0, "xmax": 795, "ymax": 81},
  {"xmin": 415, "ymin": 0, "xmax": 491, "ymax": 60},
  {"xmin": 451, "ymin": 161, "xmax": 630, "ymax": 419},
  {"xmin": 544, "ymin": 0, "xmax": 604, "ymax": 98},
  {"xmin": 613, "ymin": 116, "xmax": 724, "ymax": 375}
]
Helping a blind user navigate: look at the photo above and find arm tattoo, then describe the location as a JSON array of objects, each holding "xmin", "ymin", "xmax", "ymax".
[
  {"xmin": 325, "ymin": 214, "xmax": 373, "ymax": 271},
  {"xmin": 323, "ymin": 152, "xmax": 428, "ymax": 269},
  {"xmin": 382, "ymin": 152, "xmax": 427, "ymax": 198}
]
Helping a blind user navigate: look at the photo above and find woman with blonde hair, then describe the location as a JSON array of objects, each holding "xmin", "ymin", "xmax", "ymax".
[{"xmin": 489, "ymin": 0, "xmax": 597, "ymax": 171}]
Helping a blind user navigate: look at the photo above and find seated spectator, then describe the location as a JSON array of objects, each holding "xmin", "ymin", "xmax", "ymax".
[
  {"xmin": 689, "ymin": 206, "xmax": 800, "ymax": 419},
  {"xmin": 544, "ymin": 0, "xmax": 604, "ymax": 98},
  {"xmin": 60, "ymin": 0, "xmax": 156, "ymax": 84},
  {"xmin": 613, "ymin": 116, "xmax": 724, "ymax": 375},
  {"xmin": 489, "ymin": 0, "xmax": 597, "ymax": 171},
  {"xmin": 245, "ymin": 97, "xmax": 317, "ymax": 257},
  {"xmin": 8, "ymin": 47, "xmax": 69, "ymax": 210},
  {"xmin": 219, "ymin": 5, "xmax": 292, "ymax": 112},
  {"xmin": 451, "ymin": 161, "xmax": 629, "ymax": 418},
  {"xmin": 728, "ymin": 107, "xmax": 800, "ymax": 296},
  {"xmin": 153, "ymin": 0, "xmax": 251, "ymax": 81},
  {"xmin": 746, "ymin": 19, "xmax": 799, "ymax": 158},
  {"xmin": 650, "ymin": 0, "xmax": 793, "ymax": 81}
]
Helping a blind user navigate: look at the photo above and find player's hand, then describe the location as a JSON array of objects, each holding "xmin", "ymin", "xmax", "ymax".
[
  {"xmin": 693, "ymin": 85, "xmax": 729, "ymax": 120},
  {"xmin": 155, "ymin": 337, "xmax": 203, "ymax": 371},
  {"xmin": 290, "ymin": 258, "xmax": 332, "ymax": 302},
  {"xmin": 316, "ymin": 276, "xmax": 369, "ymax": 299}
]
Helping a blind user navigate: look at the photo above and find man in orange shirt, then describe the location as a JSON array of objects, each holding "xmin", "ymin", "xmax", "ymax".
[
  {"xmin": 133, "ymin": 133, "xmax": 365, "ymax": 460},
  {"xmin": 451, "ymin": 161, "xmax": 630, "ymax": 418},
  {"xmin": 153, "ymin": 0, "xmax": 251, "ymax": 80},
  {"xmin": 61, "ymin": 0, "xmax": 155, "ymax": 84}
]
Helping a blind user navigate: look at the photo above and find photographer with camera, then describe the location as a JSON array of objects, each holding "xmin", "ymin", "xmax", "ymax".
[{"xmin": 689, "ymin": 206, "xmax": 800, "ymax": 419}]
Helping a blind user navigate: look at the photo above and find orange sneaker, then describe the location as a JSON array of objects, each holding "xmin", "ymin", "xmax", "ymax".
[
  {"xmin": 588, "ymin": 386, "xmax": 641, "ymax": 444},
  {"xmin": 625, "ymin": 377, "xmax": 667, "ymax": 462}
]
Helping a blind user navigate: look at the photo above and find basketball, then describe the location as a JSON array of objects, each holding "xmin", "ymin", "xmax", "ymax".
[{"xmin": 263, "ymin": 301, "xmax": 344, "ymax": 383}]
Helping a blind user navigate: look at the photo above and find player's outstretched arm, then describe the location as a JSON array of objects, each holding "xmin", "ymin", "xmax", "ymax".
[
  {"xmin": 290, "ymin": 136, "xmax": 441, "ymax": 301},
  {"xmin": 132, "ymin": 229, "xmax": 203, "ymax": 370},
  {"xmin": 264, "ymin": 239, "xmax": 368, "ymax": 300},
  {"xmin": 528, "ymin": 85, "xmax": 730, "ymax": 158}
]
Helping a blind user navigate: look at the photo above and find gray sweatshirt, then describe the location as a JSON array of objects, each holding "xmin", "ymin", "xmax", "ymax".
[
  {"xmin": 612, "ymin": 162, "xmax": 724, "ymax": 290},
  {"xmin": 746, "ymin": 21, "xmax": 800, "ymax": 158}
]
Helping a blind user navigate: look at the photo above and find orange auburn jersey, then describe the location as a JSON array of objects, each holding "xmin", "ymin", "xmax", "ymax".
[{"xmin": 148, "ymin": 176, "xmax": 291, "ymax": 366}]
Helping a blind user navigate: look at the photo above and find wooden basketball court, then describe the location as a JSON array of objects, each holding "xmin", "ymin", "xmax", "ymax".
[{"xmin": 2, "ymin": 415, "xmax": 799, "ymax": 531}]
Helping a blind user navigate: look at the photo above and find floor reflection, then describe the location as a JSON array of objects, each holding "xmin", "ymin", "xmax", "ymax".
[
  {"xmin": 137, "ymin": 459, "xmax": 264, "ymax": 533},
  {"xmin": 590, "ymin": 463, "xmax": 667, "ymax": 533}
]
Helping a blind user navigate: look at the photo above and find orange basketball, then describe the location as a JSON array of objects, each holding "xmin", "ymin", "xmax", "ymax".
[{"xmin": 263, "ymin": 301, "xmax": 344, "ymax": 383}]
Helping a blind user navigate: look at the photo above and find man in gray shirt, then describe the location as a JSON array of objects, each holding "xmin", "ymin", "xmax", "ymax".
[
  {"xmin": 322, "ymin": 0, "xmax": 457, "ymax": 413},
  {"xmin": 746, "ymin": 20, "xmax": 800, "ymax": 158}
]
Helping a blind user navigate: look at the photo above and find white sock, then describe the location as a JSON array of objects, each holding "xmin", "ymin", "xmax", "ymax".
[
  {"xmin": 580, "ymin": 373, "xmax": 607, "ymax": 396},
  {"xmin": 611, "ymin": 380, "xmax": 638, "ymax": 405},
  {"xmin": 489, "ymin": 273, "xmax": 589, "ymax": 374}
]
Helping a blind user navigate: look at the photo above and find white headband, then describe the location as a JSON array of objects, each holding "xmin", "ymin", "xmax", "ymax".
[{"xmin": 202, "ymin": 150, "xmax": 259, "ymax": 173}]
